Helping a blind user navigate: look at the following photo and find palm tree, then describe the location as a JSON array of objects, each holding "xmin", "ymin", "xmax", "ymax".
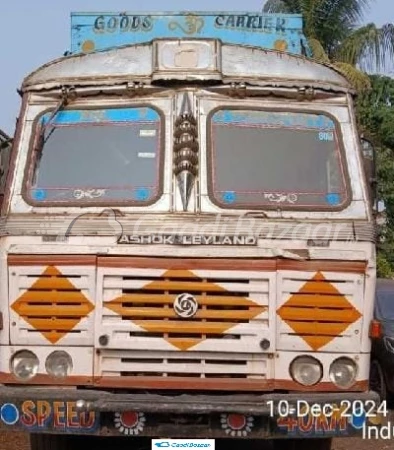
[{"xmin": 263, "ymin": 0, "xmax": 394, "ymax": 90}]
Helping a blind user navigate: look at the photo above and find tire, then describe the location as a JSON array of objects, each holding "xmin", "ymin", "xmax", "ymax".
[
  {"xmin": 272, "ymin": 438, "xmax": 332, "ymax": 450},
  {"xmin": 369, "ymin": 359, "xmax": 388, "ymax": 402},
  {"xmin": 30, "ymin": 433, "xmax": 71, "ymax": 450}
]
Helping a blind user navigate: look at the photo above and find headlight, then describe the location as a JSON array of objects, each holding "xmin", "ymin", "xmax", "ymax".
[
  {"xmin": 290, "ymin": 356, "xmax": 323, "ymax": 386},
  {"xmin": 10, "ymin": 350, "xmax": 39, "ymax": 380},
  {"xmin": 45, "ymin": 351, "xmax": 73, "ymax": 379},
  {"xmin": 329, "ymin": 357, "xmax": 358, "ymax": 389}
]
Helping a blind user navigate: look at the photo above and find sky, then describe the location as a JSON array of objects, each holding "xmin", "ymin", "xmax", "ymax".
[{"xmin": 0, "ymin": 0, "xmax": 393, "ymax": 135}]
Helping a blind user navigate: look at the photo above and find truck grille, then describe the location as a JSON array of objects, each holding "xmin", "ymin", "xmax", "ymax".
[
  {"xmin": 8, "ymin": 256, "xmax": 365, "ymax": 383},
  {"xmin": 277, "ymin": 271, "xmax": 363, "ymax": 351},
  {"xmin": 10, "ymin": 265, "xmax": 95, "ymax": 346},
  {"xmin": 99, "ymin": 266, "xmax": 271, "ymax": 378}
]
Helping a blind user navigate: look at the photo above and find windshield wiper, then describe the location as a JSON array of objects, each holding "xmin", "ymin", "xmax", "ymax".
[{"xmin": 35, "ymin": 87, "xmax": 74, "ymax": 151}]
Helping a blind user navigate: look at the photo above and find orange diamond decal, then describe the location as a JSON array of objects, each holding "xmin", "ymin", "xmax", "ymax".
[
  {"xmin": 105, "ymin": 269, "xmax": 266, "ymax": 350},
  {"xmin": 277, "ymin": 272, "xmax": 362, "ymax": 351},
  {"xmin": 12, "ymin": 266, "xmax": 94, "ymax": 344}
]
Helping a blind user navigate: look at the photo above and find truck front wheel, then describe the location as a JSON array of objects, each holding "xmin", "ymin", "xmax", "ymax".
[{"xmin": 272, "ymin": 438, "xmax": 332, "ymax": 450}]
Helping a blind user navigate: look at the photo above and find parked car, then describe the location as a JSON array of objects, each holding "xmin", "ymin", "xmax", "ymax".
[{"xmin": 370, "ymin": 278, "xmax": 394, "ymax": 401}]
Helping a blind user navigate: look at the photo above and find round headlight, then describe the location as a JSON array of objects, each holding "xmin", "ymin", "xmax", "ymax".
[
  {"xmin": 290, "ymin": 356, "xmax": 323, "ymax": 386},
  {"xmin": 11, "ymin": 350, "xmax": 39, "ymax": 380},
  {"xmin": 45, "ymin": 351, "xmax": 73, "ymax": 379},
  {"xmin": 329, "ymin": 357, "xmax": 358, "ymax": 389}
]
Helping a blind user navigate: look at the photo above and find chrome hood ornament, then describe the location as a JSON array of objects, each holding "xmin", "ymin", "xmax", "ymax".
[{"xmin": 173, "ymin": 92, "xmax": 199, "ymax": 211}]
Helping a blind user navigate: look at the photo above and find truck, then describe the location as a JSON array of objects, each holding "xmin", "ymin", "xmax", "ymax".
[{"xmin": 0, "ymin": 10, "xmax": 380, "ymax": 450}]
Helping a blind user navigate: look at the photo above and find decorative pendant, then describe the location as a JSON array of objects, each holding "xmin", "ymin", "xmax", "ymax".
[{"xmin": 173, "ymin": 92, "xmax": 199, "ymax": 211}]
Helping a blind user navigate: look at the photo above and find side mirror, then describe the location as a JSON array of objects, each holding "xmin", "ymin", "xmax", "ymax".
[
  {"xmin": 0, "ymin": 131, "xmax": 13, "ymax": 209},
  {"xmin": 360, "ymin": 137, "xmax": 377, "ymax": 212}
]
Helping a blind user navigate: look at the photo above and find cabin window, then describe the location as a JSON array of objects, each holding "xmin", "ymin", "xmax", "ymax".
[
  {"xmin": 26, "ymin": 106, "xmax": 164, "ymax": 204},
  {"xmin": 208, "ymin": 109, "xmax": 349, "ymax": 210}
]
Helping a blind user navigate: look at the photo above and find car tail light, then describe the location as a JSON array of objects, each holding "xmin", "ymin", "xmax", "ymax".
[{"xmin": 369, "ymin": 320, "xmax": 382, "ymax": 339}]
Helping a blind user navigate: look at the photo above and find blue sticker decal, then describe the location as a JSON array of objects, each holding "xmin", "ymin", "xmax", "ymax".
[
  {"xmin": 31, "ymin": 189, "xmax": 47, "ymax": 201},
  {"xmin": 105, "ymin": 107, "xmax": 159, "ymax": 123},
  {"xmin": 41, "ymin": 107, "xmax": 159, "ymax": 126},
  {"xmin": 1, "ymin": 403, "xmax": 19, "ymax": 426},
  {"xmin": 41, "ymin": 110, "xmax": 82, "ymax": 125},
  {"xmin": 135, "ymin": 188, "xmax": 151, "ymax": 201},
  {"xmin": 350, "ymin": 409, "xmax": 366, "ymax": 430},
  {"xmin": 222, "ymin": 191, "xmax": 237, "ymax": 204},
  {"xmin": 326, "ymin": 193, "xmax": 341, "ymax": 206},
  {"xmin": 212, "ymin": 110, "xmax": 335, "ymax": 130}
]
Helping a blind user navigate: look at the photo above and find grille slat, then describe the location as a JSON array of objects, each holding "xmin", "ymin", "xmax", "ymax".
[
  {"xmin": 104, "ymin": 279, "xmax": 265, "ymax": 293},
  {"xmin": 278, "ymin": 306, "xmax": 359, "ymax": 323},
  {"xmin": 131, "ymin": 320, "xmax": 260, "ymax": 334},
  {"xmin": 108, "ymin": 294, "xmax": 258, "ymax": 306},
  {"xmin": 16, "ymin": 304, "xmax": 92, "ymax": 316},
  {"xmin": 112, "ymin": 307, "xmax": 263, "ymax": 320}
]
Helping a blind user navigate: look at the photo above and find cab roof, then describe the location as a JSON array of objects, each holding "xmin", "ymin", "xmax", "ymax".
[{"xmin": 22, "ymin": 39, "xmax": 352, "ymax": 94}]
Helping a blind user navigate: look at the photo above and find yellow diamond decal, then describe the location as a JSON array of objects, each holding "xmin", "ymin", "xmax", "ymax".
[
  {"xmin": 12, "ymin": 266, "xmax": 94, "ymax": 344},
  {"xmin": 277, "ymin": 272, "xmax": 362, "ymax": 351},
  {"xmin": 105, "ymin": 269, "xmax": 266, "ymax": 350}
]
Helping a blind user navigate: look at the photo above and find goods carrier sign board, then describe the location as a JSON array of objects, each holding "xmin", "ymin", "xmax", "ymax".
[{"xmin": 70, "ymin": 12, "xmax": 308, "ymax": 56}]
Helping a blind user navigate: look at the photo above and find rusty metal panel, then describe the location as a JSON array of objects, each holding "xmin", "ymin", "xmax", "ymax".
[
  {"xmin": 23, "ymin": 44, "xmax": 153, "ymax": 91},
  {"xmin": 221, "ymin": 45, "xmax": 350, "ymax": 89},
  {"xmin": 22, "ymin": 41, "xmax": 351, "ymax": 92},
  {"xmin": 0, "ymin": 216, "xmax": 376, "ymax": 242}
]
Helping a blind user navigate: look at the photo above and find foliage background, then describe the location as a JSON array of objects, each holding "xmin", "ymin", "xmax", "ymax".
[{"xmin": 357, "ymin": 75, "xmax": 394, "ymax": 278}]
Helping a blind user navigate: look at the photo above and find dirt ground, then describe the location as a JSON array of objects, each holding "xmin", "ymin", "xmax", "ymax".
[
  {"xmin": 0, "ymin": 431, "xmax": 29, "ymax": 450},
  {"xmin": 0, "ymin": 432, "xmax": 393, "ymax": 450}
]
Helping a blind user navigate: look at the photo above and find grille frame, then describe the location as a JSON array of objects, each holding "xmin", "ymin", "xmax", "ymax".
[
  {"xmin": 99, "ymin": 267, "xmax": 273, "ymax": 354},
  {"xmin": 9, "ymin": 265, "xmax": 96, "ymax": 346},
  {"xmin": 277, "ymin": 270, "xmax": 364, "ymax": 352},
  {"xmin": 97, "ymin": 265, "xmax": 274, "ymax": 379}
]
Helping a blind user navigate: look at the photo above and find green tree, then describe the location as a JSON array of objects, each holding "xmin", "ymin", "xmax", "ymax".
[
  {"xmin": 263, "ymin": 0, "xmax": 394, "ymax": 90},
  {"xmin": 357, "ymin": 75, "xmax": 394, "ymax": 277}
]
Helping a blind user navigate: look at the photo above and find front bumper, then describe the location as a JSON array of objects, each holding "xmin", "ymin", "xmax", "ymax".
[{"xmin": 0, "ymin": 387, "xmax": 382, "ymax": 439}]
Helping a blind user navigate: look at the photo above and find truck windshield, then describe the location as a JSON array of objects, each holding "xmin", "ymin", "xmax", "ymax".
[
  {"xmin": 27, "ymin": 106, "xmax": 163, "ymax": 204},
  {"xmin": 208, "ymin": 109, "xmax": 349, "ymax": 209}
]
